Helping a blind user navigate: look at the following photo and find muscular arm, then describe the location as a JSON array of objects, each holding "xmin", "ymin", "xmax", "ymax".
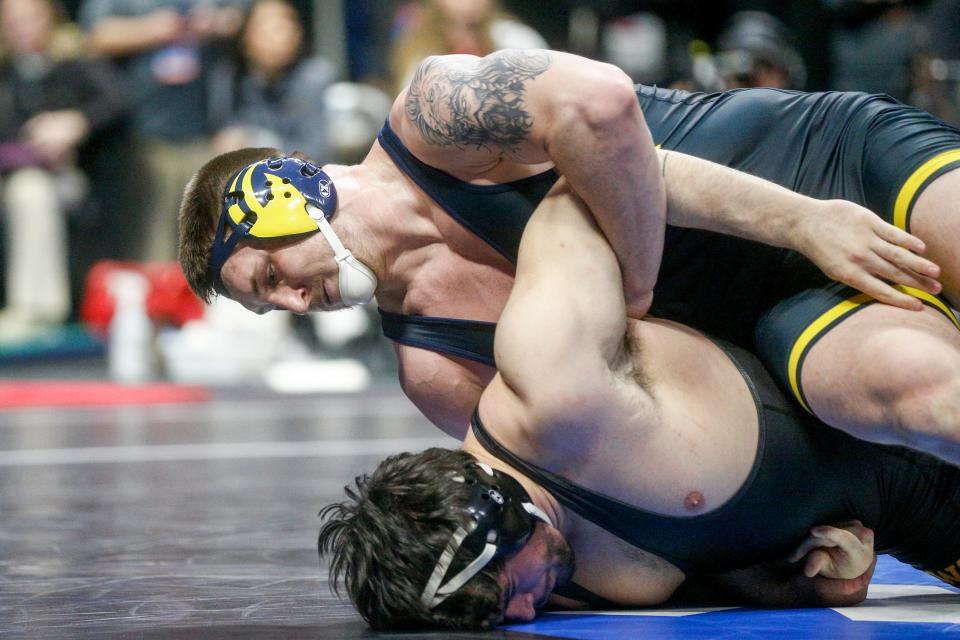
[
  {"xmin": 489, "ymin": 180, "xmax": 654, "ymax": 429},
  {"xmin": 394, "ymin": 344, "xmax": 489, "ymax": 439},
  {"xmin": 396, "ymin": 49, "xmax": 938, "ymax": 315},
  {"xmin": 398, "ymin": 49, "xmax": 665, "ymax": 318}
]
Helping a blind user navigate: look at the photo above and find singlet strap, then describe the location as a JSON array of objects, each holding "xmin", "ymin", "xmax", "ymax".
[
  {"xmin": 469, "ymin": 407, "xmax": 695, "ymax": 575},
  {"xmin": 379, "ymin": 309, "xmax": 496, "ymax": 367},
  {"xmin": 377, "ymin": 117, "xmax": 558, "ymax": 262}
]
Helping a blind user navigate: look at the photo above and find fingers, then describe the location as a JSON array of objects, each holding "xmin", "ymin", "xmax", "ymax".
[
  {"xmin": 787, "ymin": 528, "xmax": 842, "ymax": 563},
  {"xmin": 845, "ymin": 273, "xmax": 925, "ymax": 311},
  {"xmin": 875, "ymin": 221, "xmax": 927, "ymax": 255},
  {"xmin": 868, "ymin": 260, "xmax": 941, "ymax": 298},
  {"xmin": 871, "ymin": 244, "xmax": 942, "ymax": 291},
  {"xmin": 804, "ymin": 549, "xmax": 831, "ymax": 578},
  {"xmin": 787, "ymin": 536, "xmax": 822, "ymax": 563},
  {"xmin": 809, "ymin": 525, "xmax": 858, "ymax": 550}
]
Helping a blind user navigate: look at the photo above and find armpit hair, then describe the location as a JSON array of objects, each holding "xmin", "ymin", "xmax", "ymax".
[{"xmin": 613, "ymin": 321, "xmax": 650, "ymax": 393}]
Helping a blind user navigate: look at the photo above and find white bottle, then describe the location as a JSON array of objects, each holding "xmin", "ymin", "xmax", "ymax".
[{"xmin": 108, "ymin": 270, "xmax": 153, "ymax": 384}]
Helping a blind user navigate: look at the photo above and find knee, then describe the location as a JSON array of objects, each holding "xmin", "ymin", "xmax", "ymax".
[{"xmin": 875, "ymin": 345, "xmax": 960, "ymax": 445}]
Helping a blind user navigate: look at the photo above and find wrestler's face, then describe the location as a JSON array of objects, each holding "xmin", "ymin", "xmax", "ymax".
[
  {"xmin": 219, "ymin": 233, "xmax": 346, "ymax": 314},
  {"xmin": 498, "ymin": 523, "xmax": 575, "ymax": 623}
]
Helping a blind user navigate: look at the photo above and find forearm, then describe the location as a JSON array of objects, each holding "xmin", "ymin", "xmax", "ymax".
[
  {"xmin": 544, "ymin": 69, "xmax": 665, "ymax": 317},
  {"xmin": 661, "ymin": 150, "xmax": 820, "ymax": 251},
  {"xmin": 676, "ymin": 558, "xmax": 874, "ymax": 608},
  {"xmin": 88, "ymin": 17, "xmax": 174, "ymax": 56}
]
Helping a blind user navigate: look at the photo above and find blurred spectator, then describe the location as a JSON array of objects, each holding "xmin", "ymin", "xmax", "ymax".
[
  {"xmin": 826, "ymin": 0, "xmax": 925, "ymax": 101},
  {"xmin": 715, "ymin": 11, "xmax": 806, "ymax": 89},
  {"xmin": 207, "ymin": 0, "xmax": 336, "ymax": 161},
  {"xmin": 912, "ymin": 0, "xmax": 960, "ymax": 125},
  {"xmin": 389, "ymin": 0, "xmax": 547, "ymax": 92},
  {"xmin": 78, "ymin": 0, "xmax": 246, "ymax": 262},
  {"xmin": 0, "ymin": 0, "xmax": 126, "ymax": 341},
  {"xmin": 601, "ymin": 12, "xmax": 669, "ymax": 84}
]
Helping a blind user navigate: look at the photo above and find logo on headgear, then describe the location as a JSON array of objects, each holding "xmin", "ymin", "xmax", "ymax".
[
  {"xmin": 319, "ymin": 180, "xmax": 332, "ymax": 199},
  {"xmin": 488, "ymin": 489, "xmax": 505, "ymax": 505}
]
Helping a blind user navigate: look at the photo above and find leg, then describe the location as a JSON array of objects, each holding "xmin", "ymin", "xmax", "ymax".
[
  {"xmin": 139, "ymin": 137, "xmax": 210, "ymax": 262},
  {"xmin": 909, "ymin": 166, "xmax": 960, "ymax": 309},
  {"xmin": 800, "ymin": 303, "xmax": 960, "ymax": 463},
  {"xmin": 2, "ymin": 167, "xmax": 70, "ymax": 324}
]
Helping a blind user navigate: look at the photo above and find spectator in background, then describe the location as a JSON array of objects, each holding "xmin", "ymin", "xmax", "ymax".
[
  {"xmin": 715, "ymin": 11, "xmax": 806, "ymax": 90},
  {"xmin": 207, "ymin": 0, "xmax": 336, "ymax": 161},
  {"xmin": 825, "ymin": 0, "xmax": 925, "ymax": 102},
  {"xmin": 0, "ymin": 0, "xmax": 126, "ymax": 341},
  {"xmin": 389, "ymin": 0, "xmax": 546, "ymax": 93},
  {"xmin": 79, "ymin": 0, "xmax": 246, "ymax": 262},
  {"xmin": 912, "ymin": 0, "xmax": 960, "ymax": 126}
]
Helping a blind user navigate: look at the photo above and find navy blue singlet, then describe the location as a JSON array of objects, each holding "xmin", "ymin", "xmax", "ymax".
[{"xmin": 472, "ymin": 341, "xmax": 960, "ymax": 580}]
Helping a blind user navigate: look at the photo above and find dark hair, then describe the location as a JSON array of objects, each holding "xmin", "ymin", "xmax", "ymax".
[
  {"xmin": 318, "ymin": 448, "xmax": 505, "ymax": 630},
  {"xmin": 177, "ymin": 147, "xmax": 281, "ymax": 303}
]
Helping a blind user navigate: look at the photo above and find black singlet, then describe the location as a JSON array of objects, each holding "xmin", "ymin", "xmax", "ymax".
[
  {"xmin": 471, "ymin": 341, "xmax": 960, "ymax": 579},
  {"xmin": 378, "ymin": 85, "xmax": 960, "ymax": 361}
]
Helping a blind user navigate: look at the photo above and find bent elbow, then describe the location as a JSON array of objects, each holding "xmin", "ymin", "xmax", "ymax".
[{"xmin": 570, "ymin": 66, "xmax": 639, "ymax": 132}]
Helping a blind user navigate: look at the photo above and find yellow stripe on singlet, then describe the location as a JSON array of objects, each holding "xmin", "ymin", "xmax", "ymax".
[
  {"xmin": 928, "ymin": 557, "xmax": 960, "ymax": 587},
  {"xmin": 787, "ymin": 285, "xmax": 960, "ymax": 413},
  {"xmin": 893, "ymin": 149, "xmax": 960, "ymax": 231},
  {"xmin": 787, "ymin": 293, "xmax": 873, "ymax": 413},
  {"xmin": 902, "ymin": 284, "xmax": 960, "ymax": 331}
]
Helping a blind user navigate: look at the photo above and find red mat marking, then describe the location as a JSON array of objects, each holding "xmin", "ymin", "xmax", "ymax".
[{"xmin": 0, "ymin": 382, "xmax": 211, "ymax": 408}]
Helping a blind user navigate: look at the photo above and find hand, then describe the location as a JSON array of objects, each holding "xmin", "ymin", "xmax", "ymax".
[
  {"xmin": 189, "ymin": 6, "xmax": 243, "ymax": 39},
  {"xmin": 624, "ymin": 288, "xmax": 654, "ymax": 319},
  {"xmin": 21, "ymin": 110, "xmax": 90, "ymax": 166},
  {"xmin": 798, "ymin": 199, "xmax": 941, "ymax": 311},
  {"xmin": 146, "ymin": 8, "xmax": 185, "ymax": 46},
  {"xmin": 211, "ymin": 126, "xmax": 251, "ymax": 154},
  {"xmin": 787, "ymin": 520, "xmax": 875, "ymax": 580}
]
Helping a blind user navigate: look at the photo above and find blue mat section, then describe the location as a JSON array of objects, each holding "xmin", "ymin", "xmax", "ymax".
[{"xmin": 505, "ymin": 556, "xmax": 960, "ymax": 639}]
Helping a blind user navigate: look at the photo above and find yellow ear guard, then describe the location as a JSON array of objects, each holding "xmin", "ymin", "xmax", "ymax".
[
  {"xmin": 210, "ymin": 156, "xmax": 377, "ymax": 306},
  {"xmin": 210, "ymin": 157, "xmax": 336, "ymax": 289}
]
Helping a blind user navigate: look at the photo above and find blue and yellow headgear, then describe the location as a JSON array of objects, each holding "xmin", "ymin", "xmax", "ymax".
[{"xmin": 209, "ymin": 156, "xmax": 377, "ymax": 307}]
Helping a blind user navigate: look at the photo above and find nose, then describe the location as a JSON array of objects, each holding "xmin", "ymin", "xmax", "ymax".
[
  {"xmin": 505, "ymin": 592, "xmax": 537, "ymax": 622},
  {"xmin": 271, "ymin": 286, "xmax": 310, "ymax": 314}
]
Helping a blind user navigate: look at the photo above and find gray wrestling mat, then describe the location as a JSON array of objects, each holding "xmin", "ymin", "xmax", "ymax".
[{"xmin": 0, "ymin": 389, "xmax": 956, "ymax": 639}]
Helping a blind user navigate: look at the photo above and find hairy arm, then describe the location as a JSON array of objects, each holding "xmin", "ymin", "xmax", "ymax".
[
  {"xmin": 660, "ymin": 149, "xmax": 941, "ymax": 311},
  {"xmin": 400, "ymin": 49, "xmax": 665, "ymax": 318}
]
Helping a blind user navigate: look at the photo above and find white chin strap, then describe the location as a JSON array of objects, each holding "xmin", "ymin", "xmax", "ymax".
[
  {"xmin": 307, "ymin": 205, "xmax": 378, "ymax": 307},
  {"xmin": 419, "ymin": 472, "xmax": 554, "ymax": 610}
]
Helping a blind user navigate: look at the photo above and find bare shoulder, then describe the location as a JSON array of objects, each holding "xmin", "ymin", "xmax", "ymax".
[{"xmin": 400, "ymin": 50, "xmax": 553, "ymax": 157}]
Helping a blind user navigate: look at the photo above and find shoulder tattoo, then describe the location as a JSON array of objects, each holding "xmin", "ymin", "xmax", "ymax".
[{"xmin": 405, "ymin": 50, "xmax": 552, "ymax": 154}]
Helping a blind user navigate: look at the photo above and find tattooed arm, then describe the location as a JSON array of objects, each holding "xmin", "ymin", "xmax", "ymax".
[
  {"xmin": 395, "ymin": 49, "xmax": 940, "ymax": 315},
  {"xmin": 396, "ymin": 49, "xmax": 665, "ymax": 318}
]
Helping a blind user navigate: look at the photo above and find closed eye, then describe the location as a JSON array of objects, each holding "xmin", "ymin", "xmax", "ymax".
[{"xmin": 267, "ymin": 262, "xmax": 278, "ymax": 288}]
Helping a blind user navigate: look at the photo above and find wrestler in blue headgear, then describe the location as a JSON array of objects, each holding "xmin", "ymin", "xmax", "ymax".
[{"xmin": 209, "ymin": 156, "xmax": 378, "ymax": 307}]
